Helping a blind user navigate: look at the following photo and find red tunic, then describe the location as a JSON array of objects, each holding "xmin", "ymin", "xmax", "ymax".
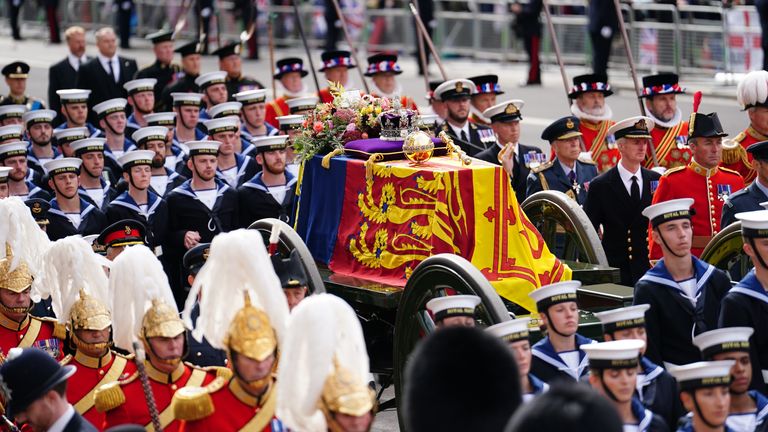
[
  {"xmin": 63, "ymin": 350, "xmax": 137, "ymax": 427},
  {"xmin": 264, "ymin": 97, "xmax": 290, "ymax": 129},
  {"xmin": 102, "ymin": 362, "xmax": 218, "ymax": 432},
  {"xmin": 648, "ymin": 160, "xmax": 745, "ymax": 260},
  {"xmin": 644, "ymin": 122, "xmax": 692, "ymax": 170},
  {"xmin": 0, "ymin": 313, "xmax": 64, "ymax": 359},
  {"xmin": 580, "ymin": 119, "xmax": 618, "ymax": 173},
  {"xmin": 721, "ymin": 126, "xmax": 766, "ymax": 185},
  {"xmin": 180, "ymin": 378, "xmax": 281, "ymax": 431}
]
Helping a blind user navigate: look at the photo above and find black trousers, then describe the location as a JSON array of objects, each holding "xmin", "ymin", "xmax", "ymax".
[
  {"xmin": 590, "ymin": 30, "xmax": 613, "ymax": 76},
  {"xmin": 7, "ymin": 0, "xmax": 22, "ymax": 39},
  {"xmin": 324, "ymin": 0, "xmax": 340, "ymax": 51},
  {"xmin": 115, "ymin": 0, "xmax": 132, "ymax": 48},
  {"xmin": 196, "ymin": 0, "xmax": 214, "ymax": 54}
]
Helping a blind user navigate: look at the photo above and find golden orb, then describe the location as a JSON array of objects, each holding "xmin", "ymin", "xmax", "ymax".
[{"xmin": 402, "ymin": 130, "xmax": 435, "ymax": 165}]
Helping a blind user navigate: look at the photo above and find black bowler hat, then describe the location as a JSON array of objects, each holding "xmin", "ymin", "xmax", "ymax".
[
  {"xmin": 541, "ymin": 116, "xmax": 582, "ymax": 142},
  {"xmin": 1, "ymin": 61, "xmax": 29, "ymax": 79},
  {"xmin": 274, "ymin": 57, "xmax": 309, "ymax": 79},
  {"xmin": 25, "ymin": 198, "xmax": 50, "ymax": 226},
  {"xmin": 97, "ymin": 219, "xmax": 147, "ymax": 249},
  {"xmin": 568, "ymin": 73, "xmax": 613, "ymax": 98},
  {"xmin": 175, "ymin": 40, "xmax": 203, "ymax": 57},
  {"xmin": 183, "ymin": 243, "xmax": 211, "ymax": 275},
  {"xmin": 146, "ymin": 29, "xmax": 174, "ymax": 44},
  {"xmin": 212, "ymin": 41, "xmax": 242, "ymax": 59},
  {"xmin": 0, "ymin": 348, "xmax": 76, "ymax": 418},
  {"xmin": 271, "ymin": 249, "xmax": 309, "ymax": 289}
]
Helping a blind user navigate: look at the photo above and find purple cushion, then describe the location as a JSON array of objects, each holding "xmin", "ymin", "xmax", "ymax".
[{"xmin": 344, "ymin": 137, "xmax": 446, "ymax": 161}]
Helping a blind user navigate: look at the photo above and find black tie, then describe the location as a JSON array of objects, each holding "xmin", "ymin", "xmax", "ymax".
[
  {"xmin": 108, "ymin": 59, "xmax": 116, "ymax": 83},
  {"xmin": 460, "ymin": 130, "xmax": 468, "ymax": 143},
  {"xmin": 631, "ymin": 175, "xmax": 640, "ymax": 202}
]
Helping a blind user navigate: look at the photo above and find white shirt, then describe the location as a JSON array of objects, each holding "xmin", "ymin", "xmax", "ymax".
[
  {"xmin": 196, "ymin": 188, "xmax": 217, "ymax": 210},
  {"xmin": 138, "ymin": 204, "xmax": 148, "ymax": 215},
  {"xmin": 448, "ymin": 122, "xmax": 470, "ymax": 141},
  {"xmin": 151, "ymin": 175, "xmax": 168, "ymax": 196},
  {"xmin": 617, "ymin": 163, "xmax": 643, "ymax": 197},
  {"xmin": 48, "ymin": 404, "xmax": 76, "ymax": 432},
  {"xmin": 268, "ymin": 185, "xmax": 287, "ymax": 204},
  {"xmin": 560, "ymin": 350, "xmax": 580, "ymax": 373},
  {"xmin": 66, "ymin": 212, "xmax": 82, "ymax": 229},
  {"xmin": 726, "ymin": 412, "xmax": 757, "ymax": 432},
  {"xmin": 165, "ymin": 155, "xmax": 178, "ymax": 172},
  {"xmin": 677, "ymin": 277, "xmax": 697, "ymax": 305},
  {"xmin": 220, "ymin": 166, "xmax": 238, "ymax": 188},
  {"xmin": 67, "ymin": 54, "xmax": 88, "ymax": 72},
  {"xmin": 97, "ymin": 53, "xmax": 120, "ymax": 82},
  {"xmin": 85, "ymin": 188, "xmax": 104, "ymax": 209}
]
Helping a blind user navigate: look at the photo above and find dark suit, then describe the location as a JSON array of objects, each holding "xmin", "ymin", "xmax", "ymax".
[
  {"xmin": 48, "ymin": 57, "xmax": 89, "ymax": 127},
  {"xmin": 588, "ymin": 0, "xmax": 618, "ymax": 76},
  {"xmin": 476, "ymin": 143, "xmax": 543, "ymax": 204},
  {"xmin": 439, "ymin": 122, "xmax": 497, "ymax": 157},
  {"xmin": 75, "ymin": 56, "xmax": 138, "ymax": 124},
  {"xmin": 526, "ymin": 158, "xmax": 598, "ymax": 206},
  {"xmin": 61, "ymin": 411, "xmax": 98, "ymax": 432},
  {"xmin": 584, "ymin": 166, "xmax": 661, "ymax": 286},
  {"xmin": 722, "ymin": 181, "xmax": 768, "ymax": 228}
]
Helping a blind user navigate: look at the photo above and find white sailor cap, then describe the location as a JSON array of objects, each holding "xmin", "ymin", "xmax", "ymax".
[
  {"xmin": 234, "ymin": 89, "xmax": 268, "ymax": 105},
  {"xmin": 287, "ymin": 96, "xmax": 319, "ymax": 114},
  {"xmin": 145, "ymin": 112, "xmax": 177, "ymax": 126},
  {"xmin": 735, "ymin": 210, "xmax": 768, "ymax": 238},
  {"xmin": 194, "ymin": 71, "xmax": 227, "ymax": 89},
  {"xmin": 426, "ymin": 295, "xmax": 481, "ymax": 322},
  {"xmin": 171, "ymin": 92, "xmax": 203, "ymax": 107},
  {"xmin": 22, "ymin": 109, "xmax": 56, "ymax": 126},
  {"xmin": 251, "ymin": 135, "xmax": 290, "ymax": 153},
  {"xmin": 53, "ymin": 127, "xmax": 89, "ymax": 144},
  {"xmin": 123, "ymin": 78, "xmax": 157, "ymax": 95},
  {"xmin": 56, "ymin": 89, "xmax": 91, "ymax": 104},
  {"xmin": 528, "ymin": 280, "xmax": 581, "ymax": 310},
  {"xmin": 0, "ymin": 141, "xmax": 29, "ymax": 160},
  {"xmin": 434, "ymin": 79, "xmax": 475, "ymax": 101},
  {"xmin": 642, "ymin": 198, "xmax": 694, "ymax": 228},
  {"xmin": 44, "ymin": 157, "xmax": 82, "ymax": 176},
  {"xmin": 593, "ymin": 304, "xmax": 650, "ymax": 334},
  {"xmin": 580, "ymin": 339, "xmax": 645, "ymax": 369},
  {"xmin": 486, "ymin": 317, "xmax": 532, "ymax": 343},
  {"xmin": 669, "ymin": 361, "xmax": 736, "ymax": 391},
  {"xmin": 0, "ymin": 105, "xmax": 26, "ymax": 120},
  {"xmin": 132, "ymin": 126, "xmax": 169, "ymax": 146},
  {"xmin": 204, "ymin": 116, "xmax": 239, "ymax": 135},
  {"xmin": 0, "ymin": 166, "xmax": 11, "ymax": 183},
  {"xmin": 0, "ymin": 124, "xmax": 23, "ymax": 141},
  {"xmin": 93, "ymin": 98, "xmax": 128, "ymax": 118},
  {"xmin": 483, "ymin": 100, "xmax": 524, "ymax": 123},
  {"xmin": 417, "ymin": 114, "xmax": 440, "ymax": 130},
  {"xmin": 607, "ymin": 116, "xmax": 654, "ymax": 140},
  {"xmin": 277, "ymin": 115, "xmax": 304, "ymax": 131},
  {"xmin": 119, "ymin": 150, "xmax": 155, "ymax": 169},
  {"xmin": 208, "ymin": 102, "xmax": 243, "ymax": 119},
  {"xmin": 70, "ymin": 138, "xmax": 106, "ymax": 157},
  {"xmin": 693, "ymin": 327, "xmax": 754, "ymax": 359},
  {"xmin": 186, "ymin": 140, "xmax": 220, "ymax": 156}
]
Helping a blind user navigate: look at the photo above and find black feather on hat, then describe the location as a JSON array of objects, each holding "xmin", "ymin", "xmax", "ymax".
[{"xmin": 404, "ymin": 326, "xmax": 522, "ymax": 432}]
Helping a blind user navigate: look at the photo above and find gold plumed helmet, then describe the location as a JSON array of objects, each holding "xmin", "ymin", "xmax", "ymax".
[
  {"xmin": 224, "ymin": 295, "xmax": 277, "ymax": 362},
  {"xmin": 0, "ymin": 244, "xmax": 33, "ymax": 294},
  {"xmin": 70, "ymin": 289, "xmax": 111, "ymax": 331},
  {"xmin": 321, "ymin": 359, "xmax": 376, "ymax": 417},
  {"xmin": 142, "ymin": 298, "xmax": 186, "ymax": 339}
]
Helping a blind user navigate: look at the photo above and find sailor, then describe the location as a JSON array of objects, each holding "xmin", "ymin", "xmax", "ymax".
[
  {"xmin": 722, "ymin": 140, "xmax": 768, "ymax": 227},
  {"xmin": 195, "ymin": 71, "xmax": 229, "ymax": 121},
  {"xmin": 123, "ymin": 78, "xmax": 158, "ymax": 139},
  {"xmin": 96, "ymin": 219, "xmax": 147, "ymax": 262},
  {"xmin": 423, "ymin": 80, "xmax": 447, "ymax": 122},
  {"xmin": 52, "ymin": 126, "xmax": 89, "ymax": 159},
  {"xmin": 203, "ymin": 116, "xmax": 258, "ymax": 188},
  {"xmin": 719, "ymin": 210, "xmax": 768, "ymax": 393},
  {"xmin": 130, "ymin": 127, "xmax": 186, "ymax": 197},
  {"xmin": 568, "ymin": 73, "xmax": 618, "ymax": 172},
  {"xmin": 204, "ymin": 101, "xmax": 258, "ymax": 156},
  {"xmin": 0, "ymin": 167, "xmax": 10, "ymax": 198},
  {"xmin": 0, "ymin": 124, "xmax": 22, "ymax": 145},
  {"xmin": 271, "ymin": 249, "xmax": 310, "ymax": 311},
  {"xmin": 635, "ymin": 198, "xmax": 732, "ymax": 368},
  {"xmin": 584, "ymin": 116, "xmax": 661, "ymax": 286},
  {"xmin": 436, "ymin": 79, "xmax": 497, "ymax": 157},
  {"xmin": 640, "ymin": 73, "xmax": 691, "ymax": 170},
  {"xmin": 134, "ymin": 30, "xmax": 181, "ymax": 108},
  {"xmin": 276, "ymin": 115, "xmax": 304, "ymax": 178},
  {"xmin": 723, "ymin": 70, "xmax": 768, "ymax": 184},
  {"xmin": 693, "ymin": 327, "xmax": 768, "ymax": 432},
  {"xmin": 365, "ymin": 53, "xmax": 418, "ymax": 110},
  {"xmin": 594, "ymin": 304, "xmax": 685, "ymax": 430},
  {"xmin": 0, "ymin": 61, "xmax": 46, "ymax": 110},
  {"xmin": 468, "ymin": 74, "xmax": 503, "ymax": 127},
  {"xmin": 94, "ymin": 245, "xmax": 221, "ymax": 431},
  {"xmin": 173, "ymin": 230, "xmax": 288, "ymax": 430},
  {"xmin": 170, "ymin": 92, "xmax": 207, "ymax": 154},
  {"xmin": 668, "ymin": 361, "xmax": 736, "ymax": 432},
  {"xmin": 318, "ymin": 50, "xmax": 355, "ymax": 103},
  {"xmin": 160, "ymin": 40, "xmax": 203, "ymax": 112},
  {"xmin": 22, "ymin": 109, "xmax": 58, "ymax": 176},
  {"xmin": 486, "ymin": 317, "xmax": 549, "ymax": 402},
  {"xmin": 425, "ymin": 294, "xmax": 481, "ymax": 328},
  {"xmin": 238, "ymin": 135, "xmax": 296, "ymax": 226},
  {"xmin": 54, "ymin": 89, "xmax": 101, "ymax": 137},
  {"xmin": 70, "ymin": 138, "xmax": 118, "ymax": 211},
  {"xmin": 25, "ymin": 198, "xmax": 51, "ymax": 231},
  {"xmin": 234, "ymin": 89, "xmax": 279, "ymax": 149},
  {"xmin": 265, "ymin": 57, "xmax": 311, "ymax": 128},
  {"xmin": 0, "ymin": 141, "xmax": 49, "ymax": 201},
  {"xmin": 529, "ymin": 280, "xmax": 596, "ymax": 383},
  {"xmin": 44, "ymin": 158, "xmax": 107, "ymax": 241},
  {"xmin": 649, "ymin": 104, "xmax": 744, "ymax": 259},
  {"xmin": 145, "ymin": 112, "xmax": 185, "ymax": 173},
  {"xmin": 213, "ymin": 42, "xmax": 263, "ymax": 99},
  {"xmin": 476, "ymin": 99, "xmax": 543, "ymax": 204},
  {"xmin": 0, "ymin": 104, "xmax": 26, "ymax": 126},
  {"xmin": 581, "ymin": 340, "xmax": 669, "ymax": 432},
  {"xmin": 92, "ymin": 98, "xmax": 134, "ymax": 181},
  {"xmin": 527, "ymin": 116, "xmax": 597, "ymax": 206}
]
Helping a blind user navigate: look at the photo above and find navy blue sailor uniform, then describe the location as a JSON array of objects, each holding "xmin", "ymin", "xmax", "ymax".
[
  {"xmin": 530, "ymin": 333, "xmax": 596, "ymax": 383},
  {"xmin": 638, "ymin": 356, "xmax": 686, "ymax": 430},
  {"xmin": 629, "ymin": 397, "xmax": 670, "ymax": 432},
  {"xmin": 634, "ymin": 257, "xmax": 731, "ymax": 368},
  {"xmin": 78, "ymin": 178, "xmax": 118, "ymax": 213},
  {"xmin": 526, "ymin": 158, "xmax": 598, "ymax": 206},
  {"xmin": 53, "ymin": 121, "xmax": 102, "ymax": 138},
  {"xmin": 523, "ymin": 373, "xmax": 549, "ymax": 403},
  {"xmin": 677, "ymin": 419, "xmax": 736, "ymax": 432},
  {"xmin": 20, "ymin": 180, "xmax": 51, "ymax": 201},
  {"xmin": 106, "ymin": 191, "xmax": 169, "ymax": 257},
  {"xmin": 26, "ymin": 145, "xmax": 60, "ymax": 177},
  {"xmin": 722, "ymin": 181, "xmax": 768, "ymax": 228},
  {"xmin": 719, "ymin": 270, "xmax": 768, "ymax": 393},
  {"xmin": 180, "ymin": 152, "xmax": 258, "ymax": 189},
  {"xmin": 46, "ymin": 197, "xmax": 108, "ymax": 241},
  {"xmin": 726, "ymin": 390, "xmax": 768, "ymax": 432},
  {"xmin": 238, "ymin": 170, "xmax": 298, "ymax": 227}
]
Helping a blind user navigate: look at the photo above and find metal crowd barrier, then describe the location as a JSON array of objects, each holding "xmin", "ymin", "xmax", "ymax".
[{"xmin": 1, "ymin": 0, "xmax": 764, "ymax": 74}]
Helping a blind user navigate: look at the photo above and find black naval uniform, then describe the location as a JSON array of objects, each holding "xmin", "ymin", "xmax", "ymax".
[
  {"xmin": 719, "ymin": 270, "xmax": 768, "ymax": 393},
  {"xmin": 722, "ymin": 181, "xmax": 768, "ymax": 228},
  {"xmin": 634, "ymin": 257, "xmax": 731, "ymax": 368},
  {"xmin": 113, "ymin": 169, "xmax": 187, "ymax": 199},
  {"xmin": 637, "ymin": 356, "xmax": 685, "ymax": 430},
  {"xmin": 526, "ymin": 158, "xmax": 598, "ymax": 206},
  {"xmin": 78, "ymin": 179, "xmax": 118, "ymax": 213},
  {"xmin": 185, "ymin": 303, "xmax": 227, "ymax": 367},
  {"xmin": 46, "ymin": 198, "xmax": 108, "ymax": 241},
  {"xmin": 135, "ymin": 60, "xmax": 182, "ymax": 110},
  {"xmin": 584, "ymin": 166, "xmax": 661, "ymax": 286},
  {"xmin": 106, "ymin": 191, "xmax": 169, "ymax": 257},
  {"xmin": 160, "ymin": 73, "xmax": 199, "ymax": 112},
  {"xmin": 476, "ymin": 142, "xmax": 543, "ymax": 204},
  {"xmin": 629, "ymin": 398, "xmax": 669, "ymax": 432},
  {"xmin": 237, "ymin": 170, "xmax": 298, "ymax": 227},
  {"xmin": 530, "ymin": 333, "xmax": 596, "ymax": 383},
  {"xmin": 179, "ymin": 153, "xmax": 258, "ymax": 189},
  {"xmin": 439, "ymin": 121, "xmax": 496, "ymax": 157}
]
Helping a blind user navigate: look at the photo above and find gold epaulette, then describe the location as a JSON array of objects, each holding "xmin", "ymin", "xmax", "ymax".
[
  {"xmin": 94, "ymin": 381, "xmax": 126, "ymax": 412},
  {"xmin": 172, "ymin": 376, "xmax": 228, "ymax": 421},
  {"xmin": 719, "ymin": 166, "xmax": 742, "ymax": 176},
  {"xmin": 59, "ymin": 354, "xmax": 73, "ymax": 366},
  {"xmin": 733, "ymin": 131, "xmax": 748, "ymax": 143},
  {"xmin": 662, "ymin": 165, "xmax": 686, "ymax": 177},
  {"xmin": 201, "ymin": 365, "xmax": 232, "ymax": 380},
  {"xmin": 530, "ymin": 160, "xmax": 553, "ymax": 174},
  {"xmin": 578, "ymin": 155, "xmax": 596, "ymax": 165},
  {"xmin": 114, "ymin": 351, "xmax": 135, "ymax": 360},
  {"xmin": 721, "ymin": 138, "xmax": 748, "ymax": 165},
  {"xmin": 32, "ymin": 316, "xmax": 67, "ymax": 340}
]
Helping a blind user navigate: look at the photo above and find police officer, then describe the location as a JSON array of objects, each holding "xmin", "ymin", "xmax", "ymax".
[
  {"xmin": 436, "ymin": 79, "xmax": 497, "ymax": 157},
  {"xmin": 641, "ymin": 73, "xmax": 691, "ymax": 170},
  {"xmin": 486, "ymin": 317, "xmax": 549, "ymax": 403},
  {"xmin": 527, "ymin": 116, "xmax": 597, "ymax": 206},
  {"xmin": 238, "ymin": 135, "xmax": 296, "ymax": 226},
  {"xmin": 723, "ymin": 141, "xmax": 768, "ymax": 227},
  {"xmin": 568, "ymin": 73, "xmax": 617, "ymax": 172},
  {"xmin": 668, "ymin": 361, "xmax": 735, "ymax": 432},
  {"xmin": 635, "ymin": 198, "xmax": 732, "ymax": 368},
  {"xmin": 212, "ymin": 42, "xmax": 263, "ymax": 99},
  {"xmin": 134, "ymin": 30, "xmax": 181, "ymax": 109},
  {"xmin": 0, "ymin": 61, "xmax": 46, "ymax": 110},
  {"xmin": 44, "ymin": 158, "xmax": 108, "ymax": 241},
  {"xmin": 725, "ymin": 70, "xmax": 768, "ymax": 184},
  {"xmin": 468, "ymin": 74, "xmax": 503, "ymax": 127}
]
